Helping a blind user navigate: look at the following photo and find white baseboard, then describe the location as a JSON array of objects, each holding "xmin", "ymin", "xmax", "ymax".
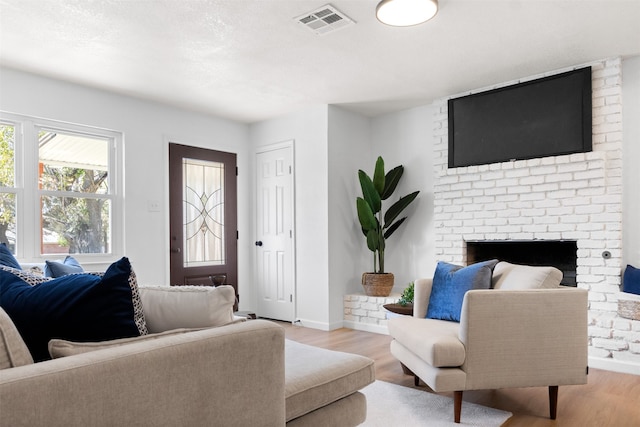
[
  {"xmin": 342, "ymin": 320, "xmax": 389, "ymax": 335},
  {"xmin": 292, "ymin": 319, "xmax": 388, "ymax": 333},
  {"xmin": 294, "ymin": 318, "xmax": 332, "ymax": 331},
  {"xmin": 588, "ymin": 356, "xmax": 640, "ymax": 376}
]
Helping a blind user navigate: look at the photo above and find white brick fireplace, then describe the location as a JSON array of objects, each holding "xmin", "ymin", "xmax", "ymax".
[{"xmin": 433, "ymin": 58, "xmax": 639, "ymax": 373}]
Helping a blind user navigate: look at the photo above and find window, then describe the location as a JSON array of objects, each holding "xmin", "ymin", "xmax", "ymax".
[
  {"xmin": 0, "ymin": 112, "xmax": 123, "ymax": 262},
  {"xmin": 0, "ymin": 123, "xmax": 16, "ymax": 252}
]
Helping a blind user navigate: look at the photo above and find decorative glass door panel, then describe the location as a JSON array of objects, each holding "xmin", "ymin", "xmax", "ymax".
[
  {"xmin": 183, "ymin": 158, "xmax": 225, "ymax": 267},
  {"xmin": 169, "ymin": 143, "xmax": 237, "ymax": 297}
]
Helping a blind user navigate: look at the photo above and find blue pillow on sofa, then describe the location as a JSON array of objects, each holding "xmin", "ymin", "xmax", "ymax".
[
  {"xmin": 427, "ymin": 259, "xmax": 499, "ymax": 322},
  {"xmin": 623, "ymin": 264, "xmax": 640, "ymax": 295},
  {"xmin": 0, "ymin": 257, "xmax": 147, "ymax": 362},
  {"xmin": 0, "ymin": 243, "xmax": 21, "ymax": 270},
  {"xmin": 44, "ymin": 255, "xmax": 84, "ymax": 278}
]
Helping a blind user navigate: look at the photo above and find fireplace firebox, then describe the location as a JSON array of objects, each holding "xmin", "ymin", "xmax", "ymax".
[{"xmin": 466, "ymin": 240, "xmax": 577, "ymax": 287}]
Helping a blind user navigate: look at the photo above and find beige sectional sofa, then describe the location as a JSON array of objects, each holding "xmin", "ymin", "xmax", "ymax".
[{"xmin": 0, "ymin": 285, "xmax": 374, "ymax": 426}]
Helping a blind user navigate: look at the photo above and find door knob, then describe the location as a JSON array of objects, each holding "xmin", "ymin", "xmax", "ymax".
[
  {"xmin": 255, "ymin": 241, "xmax": 263, "ymax": 247},
  {"xmin": 171, "ymin": 247, "xmax": 181, "ymax": 253}
]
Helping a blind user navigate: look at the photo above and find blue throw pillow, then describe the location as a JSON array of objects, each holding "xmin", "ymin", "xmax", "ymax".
[
  {"xmin": 0, "ymin": 243, "xmax": 21, "ymax": 270},
  {"xmin": 427, "ymin": 259, "xmax": 499, "ymax": 322},
  {"xmin": 44, "ymin": 256, "xmax": 84, "ymax": 278},
  {"xmin": 0, "ymin": 257, "xmax": 147, "ymax": 362},
  {"xmin": 623, "ymin": 264, "xmax": 640, "ymax": 296}
]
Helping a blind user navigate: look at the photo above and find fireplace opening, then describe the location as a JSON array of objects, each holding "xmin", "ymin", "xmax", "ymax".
[{"xmin": 466, "ymin": 240, "xmax": 577, "ymax": 287}]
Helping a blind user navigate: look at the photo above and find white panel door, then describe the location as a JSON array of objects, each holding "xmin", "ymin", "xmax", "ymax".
[{"xmin": 255, "ymin": 143, "xmax": 294, "ymax": 321}]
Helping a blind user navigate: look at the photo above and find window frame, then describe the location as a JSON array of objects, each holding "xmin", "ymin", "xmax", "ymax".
[{"xmin": 1, "ymin": 111, "xmax": 124, "ymax": 264}]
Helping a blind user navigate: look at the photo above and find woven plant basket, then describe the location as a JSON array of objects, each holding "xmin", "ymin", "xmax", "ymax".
[
  {"xmin": 362, "ymin": 272, "xmax": 394, "ymax": 297},
  {"xmin": 618, "ymin": 296, "xmax": 640, "ymax": 321}
]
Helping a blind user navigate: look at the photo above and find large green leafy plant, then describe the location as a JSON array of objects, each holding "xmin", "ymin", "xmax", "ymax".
[{"xmin": 356, "ymin": 156, "xmax": 419, "ymax": 274}]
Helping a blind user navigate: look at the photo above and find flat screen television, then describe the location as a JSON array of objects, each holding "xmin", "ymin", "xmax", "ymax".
[{"xmin": 448, "ymin": 67, "xmax": 592, "ymax": 168}]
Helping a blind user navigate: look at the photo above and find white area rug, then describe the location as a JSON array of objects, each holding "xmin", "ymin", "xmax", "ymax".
[{"xmin": 361, "ymin": 381, "xmax": 512, "ymax": 427}]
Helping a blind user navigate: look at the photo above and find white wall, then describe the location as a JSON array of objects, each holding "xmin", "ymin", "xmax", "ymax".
[
  {"xmin": 327, "ymin": 106, "xmax": 371, "ymax": 327},
  {"xmin": 0, "ymin": 68, "xmax": 252, "ymax": 304},
  {"xmin": 3, "ymin": 55, "xmax": 637, "ymax": 335},
  {"xmin": 248, "ymin": 106, "xmax": 331, "ymax": 328},
  {"xmin": 623, "ymin": 56, "xmax": 640, "ymax": 268},
  {"xmin": 370, "ymin": 105, "xmax": 437, "ymax": 291}
]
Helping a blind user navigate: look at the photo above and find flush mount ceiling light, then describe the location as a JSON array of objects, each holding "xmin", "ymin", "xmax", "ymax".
[{"xmin": 376, "ymin": 0, "xmax": 438, "ymax": 27}]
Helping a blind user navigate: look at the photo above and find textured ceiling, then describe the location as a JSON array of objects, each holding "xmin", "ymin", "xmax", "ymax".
[{"xmin": 1, "ymin": 0, "xmax": 639, "ymax": 123}]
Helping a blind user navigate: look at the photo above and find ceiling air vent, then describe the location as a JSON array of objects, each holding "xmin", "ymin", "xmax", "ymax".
[{"xmin": 295, "ymin": 4, "xmax": 355, "ymax": 35}]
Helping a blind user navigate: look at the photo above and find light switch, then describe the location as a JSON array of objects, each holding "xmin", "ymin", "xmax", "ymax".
[{"xmin": 147, "ymin": 200, "xmax": 161, "ymax": 212}]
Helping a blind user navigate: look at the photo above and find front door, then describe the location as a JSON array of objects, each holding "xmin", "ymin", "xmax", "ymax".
[
  {"xmin": 255, "ymin": 143, "xmax": 295, "ymax": 321},
  {"xmin": 168, "ymin": 143, "xmax": 237, "ymax": 292}
]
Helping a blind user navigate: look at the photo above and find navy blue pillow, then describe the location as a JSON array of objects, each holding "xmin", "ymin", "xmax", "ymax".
[
  {"xmin": 427, "ymin": 259, "xmax": 499, "ymax": 322},
  {"xmin": 44, "ymin": 256, "xmax": 84, "ymax": 278},
  {"xmin": 0, "ymin": 243, "xmax": 21, "ymax": 270},
  {"xmin": 0, "ymin": 257, "xmax": 143, "ymax": 362},
  {"xmin": 623, "ymin": 264, "xmax": 640, "ymax": 296}
]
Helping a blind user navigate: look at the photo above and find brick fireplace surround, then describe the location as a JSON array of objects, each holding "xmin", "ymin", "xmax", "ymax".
[{"xmin": 344, "ymin": 58, "xmax": 639, "ymax": 374}]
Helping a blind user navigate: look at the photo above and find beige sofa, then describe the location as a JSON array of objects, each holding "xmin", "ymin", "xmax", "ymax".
[
  {"xmin": 388, "ymin": 261, "xmax": 588, "ymax": 423},
  {"xmin": 0, "ymin": 285, "xmax": 374, "ymax": 426}
]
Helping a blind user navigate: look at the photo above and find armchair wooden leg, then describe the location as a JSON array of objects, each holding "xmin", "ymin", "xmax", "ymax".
[
  {"xmin": 414, "ymin": 375, "xmax": 420, "ymax": 386},
  {"xmin": 454, "ymin": 391, "xmax": 463, "ymax": 423},
  {"xmin": 549, "ymin": 386, "xmax": 558, "ymax": 420}
]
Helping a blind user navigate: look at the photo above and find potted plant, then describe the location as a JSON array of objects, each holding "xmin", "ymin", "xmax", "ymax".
[{"xmin": 356, "ymin": 156, "xmax": 419, "ymax": 296}]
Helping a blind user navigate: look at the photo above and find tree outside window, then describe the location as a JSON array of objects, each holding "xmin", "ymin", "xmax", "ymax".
[
  {"xmin": 0, "ymin": 123, "xmax": 16, "ymax": 251},
  {"xmin": 38, "ymin": 131, "xmax": 111, "ymax": 254}
]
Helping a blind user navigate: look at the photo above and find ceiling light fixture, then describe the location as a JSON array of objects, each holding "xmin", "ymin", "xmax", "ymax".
[{"xmin": 376, "ymin": 0, "xmax": 438, "ymax": 27}]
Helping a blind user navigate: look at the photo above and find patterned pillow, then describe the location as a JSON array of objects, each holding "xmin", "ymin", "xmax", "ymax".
[
  {"xmin": 125, "ymin": 268, "xmax": 147, "ymax": 336},
  {"xmin": 0, "ymin": 266, "xmax": 50, "ymax": 287},
  {"xmin": 0, "ymin": 257, "xmax": 147, "ymax": 362}
]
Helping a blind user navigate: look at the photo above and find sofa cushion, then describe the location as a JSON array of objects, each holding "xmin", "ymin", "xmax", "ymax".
[
  {"xmin": 284, "ymin": 339, "xmax": 375, "ymax": 422},
  {"xmin": 48, "ymin": 327, "xmax": 202, "ymax": 358},
  {"xmin": 139, "ymin": 285, "xmax": 236, "ymax": 333},
  {"xmin": 492, "ymin": 261, "xmax": 562, "ymax": 290},
  {"xmin": 388, "ymin": 316, "xmax": 465, "ymax": 368},
  {"xmin": 286, "ymin": 392, "xmax": 366, "ymax": 427},
  {"xmin": 0, "ymin": 243, "xmax": 21, "ymax": 270},
  {"xmin": 427, "ymin": 260, "xmax": 498, "ymax": 322},
  {"xmin": 44, "ymin": 255, "xmax": 84, "ymax": 278},
  {"xmin": 0, "ymin": 307, "xmax": 34, "ymax": 369},
  {"xmin": 0, "ymin": 257, "xmax": 147, "ymax": 361}
]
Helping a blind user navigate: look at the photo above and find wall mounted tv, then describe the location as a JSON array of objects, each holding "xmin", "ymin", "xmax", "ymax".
[{"xmin": 448, "ymin": 66, "xmax": 592, "ymax": 168}]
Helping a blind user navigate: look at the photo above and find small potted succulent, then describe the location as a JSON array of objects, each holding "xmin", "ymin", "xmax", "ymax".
[
  {"xmin": 383, "ymin": 282, "xmax": 414, "ymax": 315},
  {"xmin": 397, "ymin": 281, "xmax": 414, "ymax": 306}
]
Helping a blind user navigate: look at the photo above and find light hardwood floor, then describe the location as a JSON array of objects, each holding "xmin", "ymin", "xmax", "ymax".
[{"xmin": 280, "ymin": 322, "xmax": 640, "ymax": 427}]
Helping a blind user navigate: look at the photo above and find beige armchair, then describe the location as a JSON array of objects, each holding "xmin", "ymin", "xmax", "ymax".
[{"xmin": 388, "ymin": 262, "xmax": 588, "ymax": 423}]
